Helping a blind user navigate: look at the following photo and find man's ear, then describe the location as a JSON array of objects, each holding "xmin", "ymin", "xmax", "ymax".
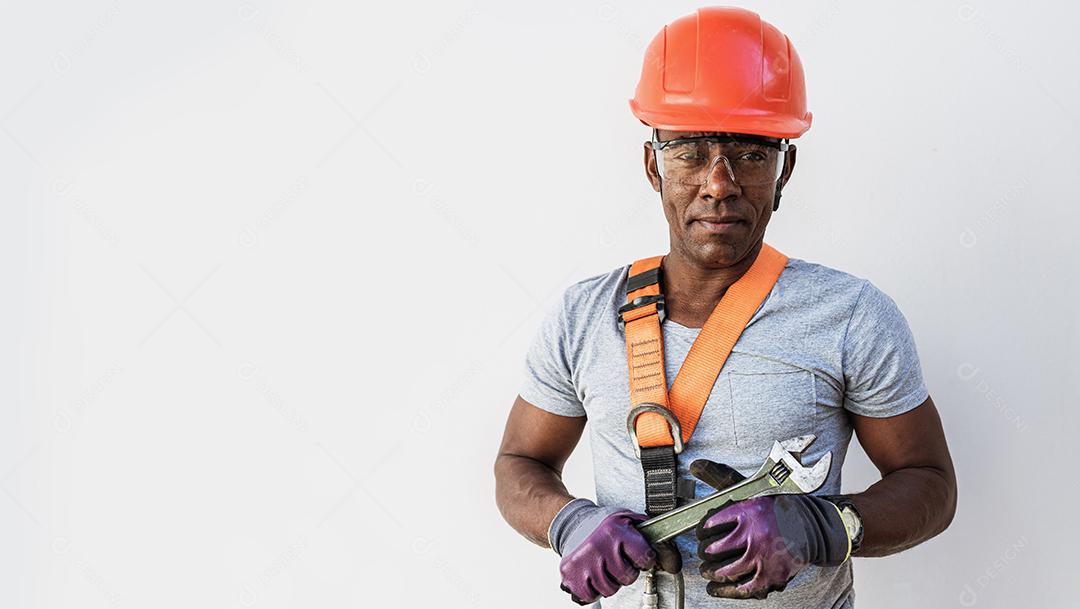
[
  {"xmin": 779, "ymin": 144, "xmax": 797, "ymax": 189},
  {"xmin": 643, "ymin": 142, "xmax": 661, "ymax": 192},
  {"xmin": 773, "ymin": 144, "xmax": 796, "ymax": 212}
]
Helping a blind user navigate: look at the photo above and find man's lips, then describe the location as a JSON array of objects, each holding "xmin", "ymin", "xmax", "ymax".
[{"xmin": 693, "ymin": 216, "xmax": 746, "ymax": 233}]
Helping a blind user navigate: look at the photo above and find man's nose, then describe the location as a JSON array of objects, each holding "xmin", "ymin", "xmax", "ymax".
[{"xmin": 701, "ymin": 156, "xmax": 740, "ymax": 197}]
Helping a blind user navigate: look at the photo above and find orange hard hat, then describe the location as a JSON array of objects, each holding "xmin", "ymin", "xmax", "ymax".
[{"xmin": 629, "ymin": 6, "xmax": 812, "ymax": 139}]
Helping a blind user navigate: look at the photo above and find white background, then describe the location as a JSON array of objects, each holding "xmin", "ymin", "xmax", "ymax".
[{"xmin": 2, "ymin": 1, "xmax": 1077, "ymax": 607}]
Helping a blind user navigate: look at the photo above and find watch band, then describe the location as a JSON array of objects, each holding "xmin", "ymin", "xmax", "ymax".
[{"xmin": 824, "ymin": 496, "xmax": 864, "ymax": 555}]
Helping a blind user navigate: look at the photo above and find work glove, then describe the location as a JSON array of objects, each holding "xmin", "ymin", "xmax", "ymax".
[
  {"xmin": 549, "ymin": 498, "xmax": 680, "ymax": 605},
  {"xmin": 690, "ymin": 459, "xmax": 851, "ymax": 600}
]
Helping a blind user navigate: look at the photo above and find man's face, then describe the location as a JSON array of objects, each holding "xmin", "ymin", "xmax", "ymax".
[{"xmin": 643, "ymin": 130, "xmax": 797, "ymax": 267}]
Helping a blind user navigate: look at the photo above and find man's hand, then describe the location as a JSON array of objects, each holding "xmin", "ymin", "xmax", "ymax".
[
  {"xmin": 690, "ymin": 460, "xmax": 850, "ymax": 600},
  {"xmin": 552, "ymin": 500, "xmax": 675, "ymax": 605},
  {"xmin": 495, "ymin": 400, "xmax": 684, "ymax": 605}
]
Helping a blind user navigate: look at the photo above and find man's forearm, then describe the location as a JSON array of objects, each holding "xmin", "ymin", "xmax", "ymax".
[
  {"xmin": 494, "ymin": 453, "xmax": 576, "ymax": 548},
  {"xmin": 846, "ymin": 466, "xmax": 957, "ymax": 557}
]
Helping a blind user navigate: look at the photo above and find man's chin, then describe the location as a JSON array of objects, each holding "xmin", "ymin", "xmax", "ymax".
[{"xmin": 685, "ymin": 237, "xmax": 759, "ymax": 268}]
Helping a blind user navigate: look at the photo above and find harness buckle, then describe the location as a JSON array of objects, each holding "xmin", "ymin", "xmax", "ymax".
[
  {"xmin": 618, "ymin": 294, "xmax": 666, "ymax": 331},
  {"xmin": 626, "ymin": 403, "xmax": 684, "ymax": 457}
]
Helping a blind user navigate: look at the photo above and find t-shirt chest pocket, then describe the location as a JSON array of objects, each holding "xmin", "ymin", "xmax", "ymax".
[{"xmin": 725, "ymin": 355, "xmax": 820, "ymax": 450}]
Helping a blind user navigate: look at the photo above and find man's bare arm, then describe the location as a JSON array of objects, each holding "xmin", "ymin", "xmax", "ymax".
[
  {"xmin": 846, "ymin": 395, "xmax": 958, "ymax": 556},
  {"xmin": 494, "ymin": 396, "xmax": 587, "ymax": 548}
]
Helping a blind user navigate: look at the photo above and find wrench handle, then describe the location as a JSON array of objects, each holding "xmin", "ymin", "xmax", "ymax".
[{"xmin": 635, "ymin": 474, "xmax": 778, "ymax": 544}]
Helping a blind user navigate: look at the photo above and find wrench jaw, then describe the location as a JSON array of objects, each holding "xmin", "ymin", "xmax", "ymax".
[
  {"xmin": 781, "ymin": 451, "xmax": 832, "ymax": 494},
  {"xmin": 763, "ymin": 435, "xmax": 832, "ymax": 495},
  {"xmin": 744, "ymin": 435, "xmax": 820, "ymax": 486},
  {"xmin": 778, "ymin": 434, "xmax": 817, "ymax": 456}
]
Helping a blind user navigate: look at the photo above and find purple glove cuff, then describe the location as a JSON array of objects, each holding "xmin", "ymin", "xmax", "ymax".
[{"xmin": 548, "ymin": 498, "xmax": 625, "ymax": 556}]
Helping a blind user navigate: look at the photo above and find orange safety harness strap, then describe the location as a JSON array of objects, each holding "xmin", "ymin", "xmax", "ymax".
[{"xmin": 621, "ymin": 244, "xmax": 788, "ymax": 514}]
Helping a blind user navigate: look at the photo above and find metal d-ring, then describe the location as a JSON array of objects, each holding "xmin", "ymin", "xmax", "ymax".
[{"xmin": 626, "ymin": 403, "xmax": 684, "ymax": 458}]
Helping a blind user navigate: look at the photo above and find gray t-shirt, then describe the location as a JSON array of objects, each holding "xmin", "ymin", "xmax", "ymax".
[{"xmin": 519, "ymin": 257, "xmax": 928, "ymax": 609}]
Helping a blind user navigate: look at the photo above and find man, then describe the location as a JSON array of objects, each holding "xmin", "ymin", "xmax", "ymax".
[{"xmin": 494, "ymin": 6, "xmax": 956, "ymax": 608}]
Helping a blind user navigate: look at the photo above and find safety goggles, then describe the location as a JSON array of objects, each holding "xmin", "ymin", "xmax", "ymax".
[{"xmin": 650, "ymin": 130, "xmax": 789, "ymax": 187}]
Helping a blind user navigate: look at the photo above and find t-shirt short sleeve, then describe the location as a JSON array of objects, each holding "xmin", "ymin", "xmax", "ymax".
[
  {"xmin": 841, "ymin": 281, "xmax": 929, "ymax": 417},
  {"xmin": 518, "ymin": 290, "xmax": 587, "ymax": 417}
]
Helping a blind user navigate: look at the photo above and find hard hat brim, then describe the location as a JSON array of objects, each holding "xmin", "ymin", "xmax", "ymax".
[{"xmin": 629, "ymin": 99, "xmax": 812, "ymax": 140}]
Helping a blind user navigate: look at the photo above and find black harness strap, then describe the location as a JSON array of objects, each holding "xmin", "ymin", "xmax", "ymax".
[{"xmin": 641, "ymin": 445, "xmax": 679, "ymax": 516}]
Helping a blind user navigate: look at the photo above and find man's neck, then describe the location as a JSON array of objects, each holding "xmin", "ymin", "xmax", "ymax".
[{"xmin": 660, "ymin": 241, "xmax": 763, "ymax": 328}]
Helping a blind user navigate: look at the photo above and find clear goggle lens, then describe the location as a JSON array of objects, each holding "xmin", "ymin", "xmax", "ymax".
[{"xmin": 654, "ymin": 138, "xmax": 786, "ymax": 187}]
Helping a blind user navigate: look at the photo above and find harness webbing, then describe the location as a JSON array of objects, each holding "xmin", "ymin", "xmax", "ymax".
[{"xmin": 621, "ymin": 243, "xmax": 789, "ymax": 515}]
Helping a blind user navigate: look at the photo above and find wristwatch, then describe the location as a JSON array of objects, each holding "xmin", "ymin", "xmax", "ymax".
[{"xmin": 825, "ymin": 496, "xmax": 864, "ymax": 556}]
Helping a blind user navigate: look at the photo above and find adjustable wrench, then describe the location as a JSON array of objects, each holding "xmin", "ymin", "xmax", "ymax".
[{"xmin": 635, "ymin": 434, "xmax": 832, "ymax": 544}]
